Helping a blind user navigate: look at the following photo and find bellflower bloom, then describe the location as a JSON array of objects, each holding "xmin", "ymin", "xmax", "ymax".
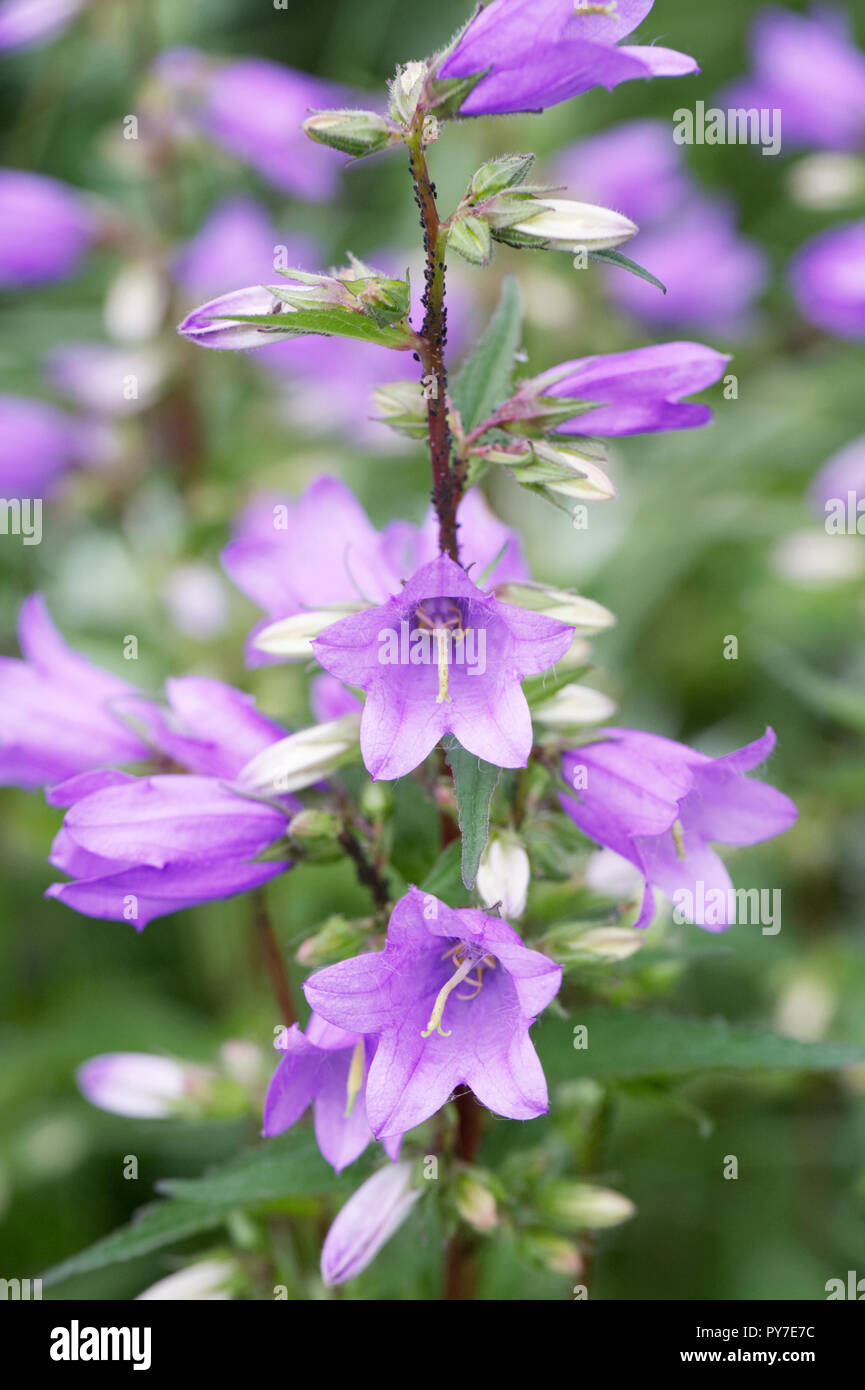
[
  {"xmin": 560, "ymin": 727, "xmax": 798, "ymax": 931},
  {"xmin": 263, "ymin": 1014, "xmax": 401, "ymax": 1172},
  {"xmin": 554, "ymin": 119, "xmax": 690, "ymax": 228},
  {"xmin": 607, "ymin": 200, "xmax": 768, "ymax": 336},
  {"xmin": 789, "ymin": 221, "xmax": 865, "ymax": 339},
  {"xmin": 306, "ymin": 888, "xmax": 563, "ymax": 1138},
  {"xmin": 0, "ymin": 394, "xmax": 91, "ymax": 496},
  {"xmin": 172, "ymin": 197, "xmax": 316, "ymax": 300},
  {"xmin": 321, "ymin": 1162, "xmax": 421, "ymax": 1287},
  {"xmin": 45, "ymin": 677, "xmax": 297, "ymax": 927},
  {"xmin": 312, "ymin": 554, "xmax": 573, "ymax": 779},
  {"xmin": 0, "ymin": 0, "xmax": 83, "ymax": 50},
  {"xmin": 0, "ymin": 168, "xmax": 92, "ymax": 287},
  {"xmin": 438, "ymin": 0, "xmax": 698, "ymax": 116},
  {"xmin": 156, "ymin": 48, "xmax": 348, "ymax": 199},
  {"xmin": 720, "ymin": 6, "xmax": 865, "ymax": 152},
  {"xmin": 810, "ymin": 434, "xmax": 865, "ymax": 522},
  {"xmin": 222, "ymin": 475, "xmax": 528, "ymax": 666},
  {"xmin": 45, "ymin": 343, "xmax": 167, "ymax": 417},
  {"xmin": 0, "ymin": 595, "xmax": 150, "ymax": 789},
  {"xmin": 533, "ymin": 342, "xmax": 730, "ymax": 437}
]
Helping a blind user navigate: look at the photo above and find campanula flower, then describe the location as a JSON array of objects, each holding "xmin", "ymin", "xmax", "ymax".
[
  {"xmin": 560, "ymin": 727, "xmax": 798, "ymax": 931},
  {"xmin": 0, "ymin": 168, "xmax": 93, "ymax": 287},
  {"xmin": 312, "ymin": 554, "xmax": 573, "ymax": 779},
  {"xmin": 531, "ymin": 341, "xmax": 730, "ymax": 437},
  {"xmin": 263, "ymin": 1014, "xmax": 402, "ymax": 1172},
  {"xmin": 305, "ymin": 888, "xmax": 563, "ymax": 1138},
  {"xmin": 438, "ymin": 0, "xmax": 698, "ymax": 117},
  {"xmin": 789, "ymin": 220, "xmax": 865, "ymax": 339}
]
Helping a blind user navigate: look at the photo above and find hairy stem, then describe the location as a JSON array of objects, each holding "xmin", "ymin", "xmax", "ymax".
[
  {"xmin": 407, "ymin": 125, "xmax": 459, "ymax": 562},
  {"xmin": 337, "ymin": 825, "xmax": 391, "ymax": 912},
  {"xmin": 253, "ymin": 889, "xmax": 296, "ymax": 1029}
]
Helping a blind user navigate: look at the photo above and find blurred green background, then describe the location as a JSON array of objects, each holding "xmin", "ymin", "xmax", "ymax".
[{"xmin": 1, "ymin": 0, "xmax": 864, "ymax": 1300}]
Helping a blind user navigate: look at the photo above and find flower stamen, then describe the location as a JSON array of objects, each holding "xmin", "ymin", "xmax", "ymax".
[
  {"xmin": 344, "ymin": 1037, "xmax": 366, "ymax": 1117},
  {"xmin": 421, "ymin": 951, "xmax": 478, "ymax": 1038},
  {"xmin": 672, "ymin": 818, "xmax": 686, "ymax": 860}
]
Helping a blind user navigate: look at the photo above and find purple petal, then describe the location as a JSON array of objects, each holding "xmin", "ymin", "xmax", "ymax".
[
  {"xmin": 321, "ymin": 1162, "xmax": 420, "ymax": 1286},
  {"xmin": 47, "ymin": 857, "xmax": 287, "ymax": 928}
]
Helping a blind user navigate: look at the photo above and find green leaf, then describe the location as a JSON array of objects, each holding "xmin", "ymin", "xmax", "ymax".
[
  {"xmin": 555, "ymin": 1008, "xmax": 865, "ymax": 1082},
  {"xmin": 42, "ymin": 1131, "xmax": 338, "ymax": 1287},
  {"xmin": 444, "ymin": 738, "xmax": 502, "ymax": 889},
  {"xmin": 451, "ymin": 276, "xmax": 523, "ymax": 431},
  {"xmin": 42, "ymin": 1200, "xmax": 226, "ymax": 1286},
  {"xmin": 210, "ymin": 305, "xmax": 412, "ymax": 349},
  {"xmin": 588, "ymin": 248, "xmax": 667, "ymax": 294},
  {"xmin": 156, "ymin": 1131, "xmax": 329, "ymax": 1208}
]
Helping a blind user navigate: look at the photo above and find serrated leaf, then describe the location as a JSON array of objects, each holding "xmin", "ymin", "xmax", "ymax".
[
  {"xmin": 588, "ymin": 248, "xmax": 667, "ymax": 293},
  {"xmin": 554, "ymin": 1008, "xmax": 865, "ymax": 1082},
  {"xmin": 42, "ymin": 1200, "xmax": 226, "ymax": 1286},
  {"xmin": 444, "ymin": 738, "xmax": 502, "ymax": 889},
  {"xmin": 42, "ymin": 1131, "xmax": 337, "ymax": 1288},
  {"xmin": 451, "ymin": 276, "xmax": 523, "ymax": 431}
]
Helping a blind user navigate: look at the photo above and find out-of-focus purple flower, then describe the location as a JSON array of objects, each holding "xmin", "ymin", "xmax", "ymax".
[
  {"xmin": 156, "ymin": 48, "xmax": 348, "ymax": 199},
  {"xmin": 263, "ymin": 1014, "xmax": 401, "ymax": 1172},
  {"xmin": 161, "ymin": 563, "xmax": 231, "ymax": 641},
  {"xmin": 438, "ymin": 0, "xmax": 698, "ymax": 117},
  {"xmin": 608, "ymin": 200, "xmax": 768, "ymax": 336},
  {"xmin": 45, "ymin": 675, "xmax": 297, "ymax": 927},
  {"xmin": 789, "ymin": 220, "xmax": 865, "ymax": 339},
  {"xmin": 560, "ymin": 727, "xmax": 797, "ymax": 931},
  {"xmin": 810, "ymin": 434, "xmax": 865, "ymax": 520},
  {"xmin": 0, "ymin": 393, "xmax": 91, "ymax": 496},
  {"xmin": 172, "ymin": 197, "xmax": 316, "ymax": 300},
  {"xmin": 552, "ymin": 122, "xmax": 767, "ymax": 336},
  {"xmin": 313, "ymin": 554, "xmax": 572, "ymax": 779},
  {"xmin": 554, "ymin": 119, "xmax": 691, "ymax": 228},
  {"xmin": 321, "ymin": 1161, "xmax": 420, "ymax": 1287},
  {"xmin": 533, "ymin": 341, "xmax": 730, "ymax": 437},
  {"xmin": 77, "ymin": 1051, "xmax": 207, "ymax": 1118},
  {"xmin": 45, "ymin": 342, "xmax": 166, "ymax": 417},
  {"xmin": 306, "ymin": 887, "xmax": 562, "ymax": 1137},
  {"xmin": 0, "ymin": 595, "xmax": 150, "ymax": 789},
  {"xmin": 222, "ymin": 476, "xmax": 529, "ymax": 667},
  {"xmin": 0, "ymin": 169, "xmax": 92, "ymax": 287},
  {"xmin": 720, "ymin": 6, "xmax": 865, "ymax": 153},
  {"xmin": 0, "ymin": 0, "xmax": 83, "ymax": 52}
]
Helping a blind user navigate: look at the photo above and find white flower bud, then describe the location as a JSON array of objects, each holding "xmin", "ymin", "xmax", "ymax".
[
  {"xmin": 497, "ymin": 580, "xmax": 616, "ymax": 633},
  {"xmin": 499, "ymin": 199, "xmax": 637, "ymax": 253},
  {"xmin": 477, "ymin": 833, "xmax": 530, "ymax": 920},
  {"xmin": 76, "ymin": 1053, "xmax": 208, "ymax": 1118},
  {"xmin": 533, "ymin": 683, "xmax": 617, "ymax": 730},
  {"xmin": 254, "ymin": 605, "xmax": 369, "ymax": 660},
  {"xmin": 137, "ymin": 1257, "xmax": 239, "ymax": 1301},
  {"xmin": 237, "ymin": 715, "xmax": 361, "ymax": 795}
]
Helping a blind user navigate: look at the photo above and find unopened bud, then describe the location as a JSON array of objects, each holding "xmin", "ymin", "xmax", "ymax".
[
  {"xmin": 453, "ymin": 1170, "xmax": 499, "ymax": 1232},
  {"xmin": 448, "ymin": 213, "xmax": 492, "ymax": 266},
  {"xmin": 470, "ymin": 153, "xmax": 536, "ymax": 199},
  {"xmin": 255, "ymin": 605, "xmax": 369, "ymax": 660},
  {"xmin": 137, "ymin": 1256, "xmax": 239, "ymax": 1301},
  {"xmin": 237, "ymin": 714, "xmax": 361, "ymax": 795},
  {"xmin": 539, "ymin": 922, "xmax": 644, "ymax": 965},
  {"xmin": 493, "ymin": 198, "xmax": 637, "ymax": 253},
  {"xmin": 497, "ymin": 581, "xmax": 615, "ymax": 633},
  {"xmin": 539, "ymin": 1180, "xmax": 636, "ymax": 1231},
  {"xmin": 518, "ymin": 1230, "xmax": 584, "ymax": 1277},
  {"xmin": 303, "ymin": 109, "xmax": 398, "ymax": 158},
  {"xmin": 296, "ymin": 915, "xmax": 373, "ymax": 968},
  {"xmin": 373, "ymin": 380, "xmax": 428, "ymax": 438},
  {"xmin": 477, "ymin": 833, "xmax": 530, "ymax": 920},
  {"xmin": 514, "ymin": 439, "xmax": 617, "ymax": 501},
  {"xmin": 533, "ymin": 684, "xmax": 617, "ymax": 731}
]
